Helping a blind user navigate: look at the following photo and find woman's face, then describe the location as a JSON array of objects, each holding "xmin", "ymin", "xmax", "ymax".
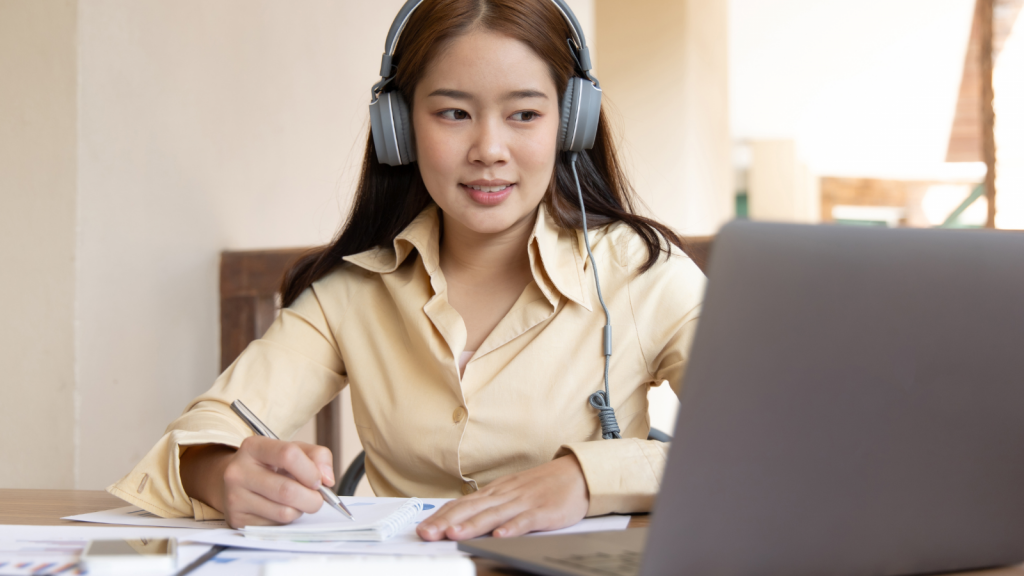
[{"xmin": 412, "ymin": 29, "xmax": 561, "ymax": 236}]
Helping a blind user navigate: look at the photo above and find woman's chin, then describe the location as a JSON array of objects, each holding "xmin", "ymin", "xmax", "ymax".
[{"xmin": 445, "ymin": 203, "xmax": 538, "ymax": 237}]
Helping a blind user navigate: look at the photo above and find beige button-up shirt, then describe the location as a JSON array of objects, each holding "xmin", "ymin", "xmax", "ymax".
[{"xmin": 108, "ymin": 203, "xmax": 705, "ymax": 520}]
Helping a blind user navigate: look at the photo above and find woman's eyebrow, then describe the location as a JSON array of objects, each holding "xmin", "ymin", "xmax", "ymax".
[
  {"xmin": 425, "ymin": 88, "xmax": 549, "ymax": 101},
  {"xmin": 428, "ymin": 88, "xmax": 472, "ymax": 100},
  {"xmin": 505, "ymin": 89, "xmax": 548, "ymax": 101}
]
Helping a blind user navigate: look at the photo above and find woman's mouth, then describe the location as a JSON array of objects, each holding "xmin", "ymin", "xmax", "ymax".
[{"xmin": 461, "ymin": 183, "xmax": 515, "ymax": 206}]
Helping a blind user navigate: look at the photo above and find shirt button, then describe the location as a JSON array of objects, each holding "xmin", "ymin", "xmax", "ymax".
[
  {"xmin": 461, "ymin": 482, "xmax": 476, "ymax": 495},
  {"xmin": 452, "ymin": 406, "xmax": 467, "ymax": 423}
]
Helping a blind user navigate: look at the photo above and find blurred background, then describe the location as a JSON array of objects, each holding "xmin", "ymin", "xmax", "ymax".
[{"xmin": 1, "ymin": 0, "xmax": 1020, "ymax": 492}]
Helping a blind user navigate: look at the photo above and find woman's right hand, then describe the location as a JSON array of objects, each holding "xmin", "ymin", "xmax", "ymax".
[{"xmin": 180, "ymin": 437, "xmax": 335, "ymax": 529}]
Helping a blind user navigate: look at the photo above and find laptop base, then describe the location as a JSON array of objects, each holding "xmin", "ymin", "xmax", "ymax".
[{"xmin": 458, "ymin": 528, "xmax": 648, "ymax": 576}]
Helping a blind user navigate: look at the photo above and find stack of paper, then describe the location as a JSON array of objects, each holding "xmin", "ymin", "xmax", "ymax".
[
  {"xmin": 262, "ymin": 554, "xmax": 476, "ymax": 576},
  {"xmin": 242, "ymin": 498, "xmax": 424, "ymax": 542},
  {"xmin": 0, "ymin": 525, "xmax": 214, "ymax": 576}
]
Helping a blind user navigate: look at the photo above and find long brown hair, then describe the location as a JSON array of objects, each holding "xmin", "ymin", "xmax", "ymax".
[{"xmin": 281, "ymin": 0, "xmax": 687, "ymax": 307}]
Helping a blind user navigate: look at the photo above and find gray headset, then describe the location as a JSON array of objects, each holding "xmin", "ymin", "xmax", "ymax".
[{"xmin": 368, "ymin": 0, "xmax": 603, "ymax": 166}]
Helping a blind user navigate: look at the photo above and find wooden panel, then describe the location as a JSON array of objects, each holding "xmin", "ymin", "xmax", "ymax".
[
  {"xmin": 0, "ymin": 489, "xmax": 124, "ymax": 526},
  {"xmin": 820, "ymin": 177, "xmax": 911, "ymax": 224},
  {"xmin": 220, "ymin": 295, "xmax": 256, "ymax": 372},
  {"xmin": 220, "ymin": 248, "xmax": 310, "ymax": 299},
  {"xmin": 683, "ymin": 236, "xmax": 713, "ymax": 274},
  {"xmin": 817, "ymin": 177, "xmax": 982, "ymax": 227},
  {"xmin": 219, "ymin": 247, "xmax": 345, "ymax": 484},
  {"xmin": 219, "ymin": 248, "xmax": 312, "ymax": 371},
  {"xmin": 946, "ymin": 0, "xmax": 1023, "ymax": 163},
  {"xmin": 316, "ymin": 397, "xmax": 343, "ymax": 484}
]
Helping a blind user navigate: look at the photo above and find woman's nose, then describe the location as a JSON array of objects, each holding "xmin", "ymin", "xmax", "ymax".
[{"xmin": 468, "ymin": 117, "xmax": 509, "ymax": 166}]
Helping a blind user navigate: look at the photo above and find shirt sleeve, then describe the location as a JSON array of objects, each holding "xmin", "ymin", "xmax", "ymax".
[
  {"xmin": 559, "ymin": 241, "xmax": 704, "ymax": 517},
  {"xmin": 106, "ymin": 285, "xmax": 347, "ymax": 519}
]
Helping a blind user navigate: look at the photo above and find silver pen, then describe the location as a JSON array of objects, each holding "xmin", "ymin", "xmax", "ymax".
[{"xmin": 230, "ymin": 399, "xmax": 353, "ymax": 520}]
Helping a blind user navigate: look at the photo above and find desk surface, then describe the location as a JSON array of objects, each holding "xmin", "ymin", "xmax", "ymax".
[
  {"xmin": 0, "ymin": 489, "xmax": 647, "ymax": 576},
  {"xmin": 7, "ymin": 490, "xmax": 1024, "ymax": 576}
]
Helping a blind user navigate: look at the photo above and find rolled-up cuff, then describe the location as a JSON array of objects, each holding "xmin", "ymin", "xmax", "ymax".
[
  {"xmin": 107, "ymin": 428, "xmax": 245, "ymax": 519},
  {"xmin": 557, "ymin": 438, "xmax": 668, "ymax": 517},
  {"xmin": 191, "ymin": 497, "xmax": 225, "ymax": 521}
]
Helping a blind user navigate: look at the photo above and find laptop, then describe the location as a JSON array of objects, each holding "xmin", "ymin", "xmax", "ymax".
[{"xmin": 459, "ymin": 221, "xmax": 1024, "ymax": 576}]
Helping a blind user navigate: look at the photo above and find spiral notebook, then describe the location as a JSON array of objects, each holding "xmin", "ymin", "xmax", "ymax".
[{"xmin": 242, "ymin": 498, "xmax": 424, "ymax": 542}]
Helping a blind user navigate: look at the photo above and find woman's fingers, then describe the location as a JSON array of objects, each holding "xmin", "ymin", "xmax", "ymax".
[
  {"xmin": 418, "ymin": 492, "xmax": 508, "ymax": 540},
  {"xmin": 445, "ymin": 499, "xmax": 530, "ymax": 540},
  {"xmin": 242, "ymin": 436, "xmax": 324, "ymax": 490},
  {"xmin": 418, "ymin": 455, "xmax": 590, "ymax": 542},
  {"xmin": 226, "ymin": 437, "xmax": 325, "ymax": 518},
  {"xmin": 295, "ymin": 441, "xmax": 335, "ymax": 487},
  {"xmin": 493, "ymin": 508, "xmax": 548, "ymax": 538},
  {"xmin": 238, "ymin": 457, "xmax": 324, "ymax": 515},
  {"xmin": 223, "ymin": 487, "xmax": 306, "ymax": 528}
]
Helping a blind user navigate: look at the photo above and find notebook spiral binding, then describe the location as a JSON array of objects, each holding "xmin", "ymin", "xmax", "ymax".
[{"xmin": 379, "ymin": 498, "xmax": 424, "ymax": 540}]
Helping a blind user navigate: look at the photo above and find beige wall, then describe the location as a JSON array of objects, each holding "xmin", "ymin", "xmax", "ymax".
[
  {"xmin": 748, "ymin": 140, "xmax": 821, "ymax": 223},
  {"xmin": 595, "ymin": 0, "xmax": 731, "ymax": 433},
  {"xmin": 0, "ymin": 0, "xmax": 78, "ymax": 489},
  {"xmin": 74, "ymin": 0, "xmax": 412, "ymax": 488},
  {"xmin": 596, "ymin": 0, "xmax": 733, "ymax": 237}
]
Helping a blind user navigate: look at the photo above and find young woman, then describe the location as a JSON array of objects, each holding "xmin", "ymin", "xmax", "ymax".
[{"xmin": 108, "ymin": 0, "xmax": 705, "ymax": 542}]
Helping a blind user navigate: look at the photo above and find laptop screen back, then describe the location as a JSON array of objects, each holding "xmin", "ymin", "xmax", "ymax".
[{"xmin": 643, "ymin": 222, "xmax": 1024, "ymax": 576}]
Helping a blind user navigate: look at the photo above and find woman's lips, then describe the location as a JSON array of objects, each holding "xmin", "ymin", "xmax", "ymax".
[{"xmin": 461, "ymin": 183, "xmax": 514, "ymax": 206}]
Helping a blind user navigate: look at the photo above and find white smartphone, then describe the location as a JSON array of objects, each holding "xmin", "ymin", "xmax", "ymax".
[{"xmin": 80, "ymin": 537, "xmax": 177, "ymax": 574}]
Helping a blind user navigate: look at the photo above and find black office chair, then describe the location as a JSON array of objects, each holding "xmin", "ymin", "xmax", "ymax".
[{"xmin": 336, "ymin": 427, "xmax": 673, "ymax": 497}]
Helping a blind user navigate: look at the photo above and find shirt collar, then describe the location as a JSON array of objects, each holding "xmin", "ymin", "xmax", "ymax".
[
  {"xmin": 342, "ymin": 204, "xmax": 442, "ymax": 276},
  {"xmin": 343, "ymin": 203, "xmax": 592, "ymax": 311}
]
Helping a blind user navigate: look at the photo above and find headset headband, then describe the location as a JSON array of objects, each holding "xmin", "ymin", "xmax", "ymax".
[{"xmin": 372, "ymin": 0, "xmax": 595, "ymax": 103}]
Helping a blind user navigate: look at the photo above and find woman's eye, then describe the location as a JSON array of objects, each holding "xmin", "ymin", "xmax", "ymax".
[
  {"xmin": 510, "ymin": 111, "xmax": 539, "ymax": 122},
  {"xmin": 439, "ymin": 109, "xmax": 469, "ymax": 121}
]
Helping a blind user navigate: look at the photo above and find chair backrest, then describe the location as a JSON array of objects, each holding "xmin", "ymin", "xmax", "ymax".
[
  {"xmin": 683, "ymin": 236, "xmax": 713, "ymax": 274},
  {"xmin": 220, "ymin": 248, "xmax": 343, "ymax": 486}
]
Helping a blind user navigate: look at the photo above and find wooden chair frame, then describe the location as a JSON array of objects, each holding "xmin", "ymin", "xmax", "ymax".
[{"xmin": 219, "ymin": 248, "xmax": 343, "ymax": 487}]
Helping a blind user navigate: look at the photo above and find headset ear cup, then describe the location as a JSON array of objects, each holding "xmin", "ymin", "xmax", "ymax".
[
  {"xmin": 574, "ymin": 80, "xmax": 602, "ymax": 151},
  {"xmin": 558, "ymin": 79, "xmax": 577, "ymax": 152},
  {"xmin": 560, "ymin": 77, "xmax": 601, "ymax": 152},
  {"xmin": 369, "ymin": 92, "xmax": 404, "ymax": 166},
  {"xmin": 369, "ymin": 94, "xmax": 390, "ymax": 165},
  {"xmin": 392, "ymin": 90, "xmax": 415, "ymax": 164}
]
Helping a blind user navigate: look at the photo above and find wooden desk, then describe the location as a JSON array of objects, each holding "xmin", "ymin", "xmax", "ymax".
[
  {"xmin": 9, "ymin": 490, "xmax": 1019, "ymax": 576},
  {"xmin": 0, "ymin": 489, "xmax": 647, "ymax": 576}
]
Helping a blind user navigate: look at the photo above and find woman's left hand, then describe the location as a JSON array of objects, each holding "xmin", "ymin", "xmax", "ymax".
[{"xmin": 416, "ymin": 454, "xmax": 589, "ymax": 541}]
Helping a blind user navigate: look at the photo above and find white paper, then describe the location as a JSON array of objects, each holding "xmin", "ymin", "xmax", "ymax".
[
  {"xmin": 60, "ymin": 497, "xmax": 632, "ymax": 557},
  {"xmin": 185, "ymin": 505, "xmax": 631, "ymax": 556},
  {"xmin": 0, "ymin": 525, "xmax": 214, "ymax": 576},
  {"xmin": 64, "ymin": 505, "xmax": 229, "ymax": 529},
  {"xmin": 61, "ymin": 496, "xmax": 431, "ymax": 531},
  {"xmin": 188, "ymin": 498, "xmax": 460, "ymax": 555},
  {"xmin": 243, "ymin": 498, "xmax": 417, "ymax": 536},
  {"xmin": 523, "ymin": 514, "xmax": 632, "ymax": 536},
  {"xmin": 189, "ymin": 550, "xmax": 335, "ymax": 576}
]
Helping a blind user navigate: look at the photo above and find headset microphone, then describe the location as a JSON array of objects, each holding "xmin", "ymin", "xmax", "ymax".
[{"xmin": 371, "ymin": 0, "xmax": 621, "ymax": 441}]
